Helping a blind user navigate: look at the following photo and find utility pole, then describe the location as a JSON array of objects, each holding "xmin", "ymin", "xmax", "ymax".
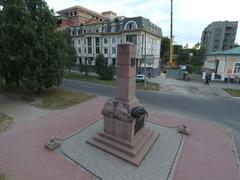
[
  {"xmin": 169, "ymin": 0, "xmax": 173, "ymax": 65},
  {"xmin": 144, "ymin": 33, "xmax": 147, "ymax": 89}
]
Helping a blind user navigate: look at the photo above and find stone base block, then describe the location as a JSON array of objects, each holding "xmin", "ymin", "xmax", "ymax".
[{"xmin": 87, "ymin": 127, "xmax": 159, "ymax": 166}]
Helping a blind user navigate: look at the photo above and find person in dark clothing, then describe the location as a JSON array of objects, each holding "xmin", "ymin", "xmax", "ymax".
[{"xmin": 204, "ymin": 74, "xmax": 210, "ymax": 86}]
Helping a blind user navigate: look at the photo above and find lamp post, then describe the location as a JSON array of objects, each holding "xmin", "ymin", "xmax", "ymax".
[{"xmin": 169, "ymin": 0, "xmax": 173, "ymax": 65}]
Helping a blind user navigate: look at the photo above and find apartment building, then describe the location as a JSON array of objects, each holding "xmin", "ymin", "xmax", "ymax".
[
  {"xmin": 201, "ymin": 21, "xmax": 238, "ymax": 54},
  {"xmin": 57, "ymin": 6, "xmax": 163, "ymax": 76}
]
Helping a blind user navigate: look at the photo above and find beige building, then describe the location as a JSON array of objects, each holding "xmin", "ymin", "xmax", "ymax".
[
  {"xmin": 204, "ymin": 47, "xmax": 240, "ymax": 81},
  {"xmin": 57, "ymin": 6, "xmax": 163, "ymax": 76}
]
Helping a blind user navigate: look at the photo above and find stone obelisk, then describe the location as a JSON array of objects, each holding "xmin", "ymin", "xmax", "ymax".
[{"xmin": 87, "ymin": 43, "xmax": 159, "ymax": 166}]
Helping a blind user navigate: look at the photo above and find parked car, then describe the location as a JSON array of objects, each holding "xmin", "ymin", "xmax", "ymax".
[{"xmin": 136, "ymin": 74, "xmax": 145, "ymax": 82}]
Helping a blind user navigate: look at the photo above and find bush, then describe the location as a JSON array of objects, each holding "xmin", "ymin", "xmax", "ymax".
[
  {"xmin": 79, "ymin": 64, "xmax": 89, "ymax": 76},
  {"xmin": 95, "ymin": 54, "xmax": 115, "ymax": 80}
]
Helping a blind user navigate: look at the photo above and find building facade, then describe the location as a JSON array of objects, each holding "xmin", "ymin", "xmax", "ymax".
[
  {"xmin": 201, "ymin": 21, "xmax": 238, "ymax": 54},
  {"xmin": 204, "ymin": 47, "xmax": 240, "ymax": 81},
  {"xmin": 57, "ymin": 6, "xmax": 163, "ymax": 76}
]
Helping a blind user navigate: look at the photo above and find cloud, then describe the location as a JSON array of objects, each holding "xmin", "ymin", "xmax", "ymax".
[{"xmin": 45, "ymin": 0, "xmax": 240, "ymax": 47}]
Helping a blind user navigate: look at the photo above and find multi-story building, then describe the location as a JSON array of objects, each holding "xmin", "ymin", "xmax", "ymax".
[
  {"xmin": 56, "ymin": 6, "xmax": 105, "ymax": 29},
  {"xmin": 201, "ymin": 21, "xmax": 238, "ymax": 54},
  {"xmin": 57, "ymin": 6, "xmax": 163, "ymax": 76}
]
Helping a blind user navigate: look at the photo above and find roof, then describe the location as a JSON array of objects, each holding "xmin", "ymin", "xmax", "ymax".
[
  {"xmin": 102, "ymin": 11, "xmax": 117, "ymax": 16},
  {"xmin": 208, "ymin": 47, "xmax": 240, "ymax": 56},
  {"xmin": 56, "ymin": 5, "xmax": 104, "ymax": 17}
]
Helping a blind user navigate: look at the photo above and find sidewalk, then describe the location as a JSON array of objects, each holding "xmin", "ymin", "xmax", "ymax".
[
  {"xmin": 0, "ymin": 97, "xmax": 239, "ymax": 180},
  {"xmin": 148, "ymin": 75, "xmax": 240, "ymax": 97}
]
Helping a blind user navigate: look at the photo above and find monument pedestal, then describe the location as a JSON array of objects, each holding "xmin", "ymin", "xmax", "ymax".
[
  {"xmin": 87, "ymin": 43, "xmax": 159, "ymax": 166},
  {"xmin": 88, "ymin": 127, "xmax": 159, "ymax": 165}
]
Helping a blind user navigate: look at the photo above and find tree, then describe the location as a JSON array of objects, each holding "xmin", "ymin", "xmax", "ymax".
[
  {"xmin": 95, "ymin": 54, "xmax": 115, "ymax": 80},
  {"xmin": 0, "ymin": 0, "xmax": 33, "ymax": 87},
  {"xmin": 61, "ymin": 29, "xmax": 76, "ymax": 72},
  {"xmin": 0, "ymin": 0, "xmax": 75, "ymax": 94},
  {"xmin": 79, "ymin": 64, "xmax": 89, "ymax": 76},
  {"xmin": 160, "ymin": 37, "xmax": 170, "ymax": 63}
]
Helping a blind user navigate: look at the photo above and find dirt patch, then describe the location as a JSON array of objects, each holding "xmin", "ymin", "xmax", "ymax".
[{"xmin": 0, "ymin": 113, "xmax": 13, "ymax": 133}]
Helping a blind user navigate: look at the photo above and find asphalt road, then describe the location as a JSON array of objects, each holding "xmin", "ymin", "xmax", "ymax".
[{"xmin": 62, "ymin": 79, "xmax": 240, "ymax": 160}]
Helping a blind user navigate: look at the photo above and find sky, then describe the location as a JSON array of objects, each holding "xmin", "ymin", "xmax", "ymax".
[{"xmin": 45, "ymin": 0, "xmax": 240, "ymax": 47}]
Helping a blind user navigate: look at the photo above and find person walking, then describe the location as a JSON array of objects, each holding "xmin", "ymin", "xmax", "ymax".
[{"xmin": 204, "ymin": 71, "xmax": 211, "ymax": 86}]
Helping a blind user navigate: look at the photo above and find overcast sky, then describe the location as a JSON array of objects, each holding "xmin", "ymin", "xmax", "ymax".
[{"xmin": 45, "ymin": 0, "xmax": 240, "ymax": 47}]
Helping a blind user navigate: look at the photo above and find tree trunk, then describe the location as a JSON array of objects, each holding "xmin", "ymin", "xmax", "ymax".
[
  {"xmin": 37, "ymin": 87, "xmax": 42, "ymax": 95},
  {"xmin": 16, "ymin": 75, "xmax": 20, "ymax": 88}
]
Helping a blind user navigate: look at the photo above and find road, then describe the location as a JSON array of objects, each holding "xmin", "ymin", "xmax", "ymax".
[{"xmin": 62, "ymin": 79, "xmax": 240, "ymax": 159}]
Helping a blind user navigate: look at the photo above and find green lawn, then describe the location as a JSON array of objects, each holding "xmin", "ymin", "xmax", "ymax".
[
  {"xmin": 223, "ymin": 88, "xmax": 240, "ymax": 97},
  {"xmin": 64, "ymin": 72, "xmax": 160, "ymax": 91},
  {"xmin": 0, "ymin": 173, "xmax": 7, "ymax": 180},
  {"xmin": 37, "ymin": 88, "xmax": 96, "ymax": 109}
]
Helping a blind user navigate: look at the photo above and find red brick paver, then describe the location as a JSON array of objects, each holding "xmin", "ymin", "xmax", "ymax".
[
  {"xmin": 150, "ymin": 112, "xmax": 239, "ymax": 180},
  {"xmin": 0, "ymin": 97, "xmax": 239, "ymax": 180},
  {"xmin": 0, "ymin": 97, "xmax": 106, "ymax": 180}
]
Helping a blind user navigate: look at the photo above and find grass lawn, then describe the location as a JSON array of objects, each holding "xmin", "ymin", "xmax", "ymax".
[
  {"xmin": 223, "ymin": 88, "xmax": 240, "ymax": 97},
  {"xmin": 37, "ymin": 88, "xmax": 96, "ymax": 109},
  {"xmin": 64, "ymin": 72, "xmax": 160, "ymax": 91},
  {"xmin": 0, "ymin": 173, "xmax": 7, "ymax": 180}
]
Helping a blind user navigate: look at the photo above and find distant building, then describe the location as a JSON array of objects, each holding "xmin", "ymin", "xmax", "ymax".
[
  {"xmin": 57, "ymin": 6, "xmax": 163, "ymax": 76},
  {"xmin": 56, "ymin": 6, "xmax": 105, "ymax": 29},
  {"xmin": 201, "ymin": 21, "xmax": 238, "ymax": 54}
]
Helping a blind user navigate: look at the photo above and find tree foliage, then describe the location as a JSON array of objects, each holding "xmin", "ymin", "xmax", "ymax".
[
  {"xmin": 0, "ymin": 0, "xmax": 75, "ymax": 93},
  {"xmin": 160, "ymin": 37, "xmax": 170, "ymax": 63},
  {"xmin": 95, "ymin": 54, "xmax": 115, "ymax": 80},
  {"xmin": 175, "ymin": 44, "xmax": 206, "ymax": 73}
]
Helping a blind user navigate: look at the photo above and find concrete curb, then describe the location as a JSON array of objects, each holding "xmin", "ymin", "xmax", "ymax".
[{"xmin": 228, "ymin": 128, "xmax": 240, "ymax": 175}]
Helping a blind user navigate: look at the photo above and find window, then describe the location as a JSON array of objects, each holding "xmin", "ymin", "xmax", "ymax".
[
  {"xmin": 74, "ymin": 11, "xmax": 77, "ymax": 16},
  {"xmin": 111, "ymin": 25, "xmax": 116, "ymax": 32},
  {"xmin": 84, "ymin": 48, "xmax": 87, "ymax": 54},
  {"xmin": 125, "ymin": 21, "xmax": 138, "ymax": 30},
  {"xmin": 96, "ymin": 47, "xmax": 100, "ymax": 54},
  {"xmin": 96, "ymin": 37, "xmax": 100, "ymax": 46},
  {"xmin": 96, "ymin": 37, "xmax": 100, "ymax": 54},
  {"xmin": 71, "ymin": 30, "xmax": 76, "ymax": 36},
  {"xmin": 70, "ymin": 12, "xmax": 73, "ymax": 16},
  {"xmin": 78, "ymin": 47, "xmax": 81, "ymax": 53},
  {"xmin": 126, "ymin": 34, "xmax": 137, "ymax": 44},
  {"xmin": 88, "ymin": 47, "xmax": 92, "ymax": 54},
  {"xmin": 104, "ymin": 38, "xmax": 108, "ymax": 44},
  {"xmin": 87, "ymin": 37, "xmax": 92, "ymax": 46},
  {"xmin": 78, "ymin": 40, "xmax": 81, "ymax": 45},
  {"xmin": 112, "ymin": 37, "xmax": 116, "ymax": 44},
  {"xmin": 84, "ymin": 39, "xmax": 87, "ymax": 44},
  {"xmin": 104, "ymin": 48, "xmax": 108, "ymax": 54},
  {"xmin": 112, "ymin": 58, "xmax": 116, "ymax": 66},
  {"xmin": 233, "ymin": 62, "xmax": 240, "ymax": 74},
  {"xmin": 72, "ymin": 40, "xmax": 75, "ymax": 45},
  {"xmin": 112, "ymin": 47, "xmax": 116, "ymax": 54},
  {"xmin": 103, "ymin": 25, "xmax": 107, "ymax": 32}
]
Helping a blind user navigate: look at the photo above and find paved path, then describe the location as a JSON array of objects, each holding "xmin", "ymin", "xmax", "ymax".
[
  {"xmin": 0, "ymin": 97, "xmax": 239, "ymax": 180},
  {"xmin": 148, "ymin": 75, "xmax": 240, "ymax": 98},
  {"xmin": 0, "ymin": 95, "xmax": 52, "ymax": 126}
]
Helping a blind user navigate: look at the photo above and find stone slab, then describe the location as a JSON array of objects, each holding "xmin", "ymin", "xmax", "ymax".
[{"xmin": 61, "ymin": 120, "xmax": 183, "ymax": 180}]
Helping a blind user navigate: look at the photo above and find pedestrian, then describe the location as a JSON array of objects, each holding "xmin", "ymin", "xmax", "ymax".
[
  {"xmin": 148, "ymin": 72, "xmax": 151, "ymax": 79},
  {"xmin": 204, "ymin": 71, "xmax": 211, "ymax": 86}
]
